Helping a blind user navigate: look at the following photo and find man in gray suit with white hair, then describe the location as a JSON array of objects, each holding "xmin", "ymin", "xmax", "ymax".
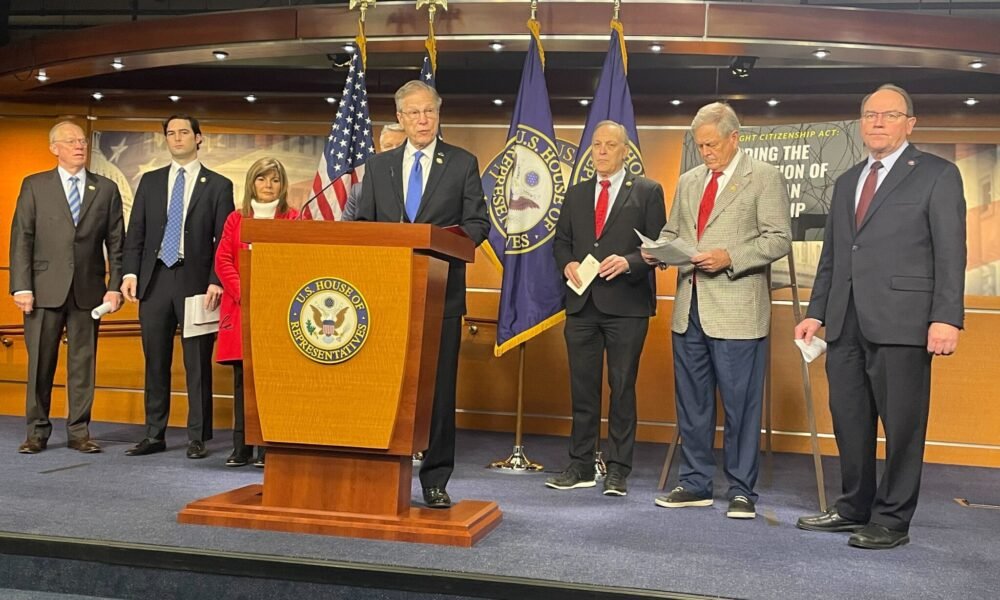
[{"xmin": 645, "ymin": 102, "xmax": 790, "ymax": 519}]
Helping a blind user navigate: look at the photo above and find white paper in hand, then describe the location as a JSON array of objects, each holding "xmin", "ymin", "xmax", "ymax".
[
  {"xmin": 567, "ymin": 254, "xmax": 601, "ymax": 296},
  {"xmin": 91, "ymin": 302, "xmax": 113, "ymax": 320},
  {"xmin": 183, "ymin": 295, "xmax": 220, "ymax": 338},
  {"xmin": 794, "ymin": 337, "xmax": 827, "ymax": 363},
  {"xmin": 634, "ymin": 229, "xmax": 696, "ymax": 266}
]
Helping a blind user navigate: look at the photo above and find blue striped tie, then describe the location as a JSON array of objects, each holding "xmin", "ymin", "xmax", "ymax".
[
  {"xmin": 405, "ymin": 150, "xmax": 424, "ymax": 223},
  {"xmin": 67, "ymin": 176, "xmax": 81, "ymax": 226},
  {"xmin": 161, "ymin": 167, "xmax": 185, "ymax": 267}
]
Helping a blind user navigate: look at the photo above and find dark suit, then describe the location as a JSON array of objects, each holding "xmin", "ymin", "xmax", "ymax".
[
  {"xmin": 9, "ymin": 168, "xmax": 124, "ymax": 442},
  {"xmin": 553, "ymin": 173, "xmax": 666, "ymax": 474},
  {"xmin": 807, "ymin": 143, "xmax": 966, "ymax": 531},
  {"xmin": 123, "ymin": 164, "xmax": 233, "ymax": 443},
  {"xmin": 356, "ymin": 141, "xmax": 490, "ymax": 489}
]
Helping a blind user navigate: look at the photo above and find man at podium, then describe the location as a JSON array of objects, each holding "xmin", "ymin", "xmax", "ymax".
[{"xmin": 356, "ymin": 80, "xmax": 490, "ymax": 509}]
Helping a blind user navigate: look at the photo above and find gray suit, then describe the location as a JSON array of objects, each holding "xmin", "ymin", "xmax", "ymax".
[{"xmin": 9, "ymin": 168, "xmax": 124, "ymax": 442}]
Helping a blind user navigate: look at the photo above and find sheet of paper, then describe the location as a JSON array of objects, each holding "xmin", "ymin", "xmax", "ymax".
[
  {"xmin": 567, "ymin": 254, "xmax": 601, "ymax": 296},
  {"xmin": 794, "ymin": 337, "xmax": 827, "ymax": 363},
  {"xmin": 183, "ymin": 294, "xmax": 220, "ymax": 338},
  {"xmin": 634, "ymin": 229, "xmax": 696, "ymax": 266}
]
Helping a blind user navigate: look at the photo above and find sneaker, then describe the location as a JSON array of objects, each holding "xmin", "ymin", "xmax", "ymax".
[
  {"xmin": 654, "ymin": 486, "xmax": 713, "ymax": 508},
  {"xmin": 726, "ymin": 495, "xmax": 756, "ymax": 519},
  {"xmin": 602, "ymin": 470, "xmax": 628, "ymax": 496},
  {"xmin": 545, "ymin": 468, "xmax": 596, "ymax": 490}
]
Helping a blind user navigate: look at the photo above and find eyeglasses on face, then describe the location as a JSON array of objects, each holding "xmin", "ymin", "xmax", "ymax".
[
  {"xmin": 399, "ymin": 108, "xmax": 438, "ymax": 120},
  {"xmin": 861, "ymin": 111, "xmax": 911, "ymax": 123},
  {"xmin": 55, "ymin": 138, "xmax": 89, "ymax": 146}
]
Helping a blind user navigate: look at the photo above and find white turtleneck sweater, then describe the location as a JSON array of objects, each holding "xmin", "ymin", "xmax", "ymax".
[{"xmin": 250, "ymin": 198, "xmax": 279, "ymax": 219}]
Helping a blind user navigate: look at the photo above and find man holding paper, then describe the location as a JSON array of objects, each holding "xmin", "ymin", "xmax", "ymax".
[
  {"xmin": 121, "ymin": 114, "xmax": 234, "ymax": 459},
  {"xmin": 647, "ymin": 102, "xmax": 790, "ymax": 519},
  {"xmin": 10, "ymin": 121, "xmax": 124, "ymax": 454},
  {"xmin": 547, "ymin": 121, "xmax": 666, "ymax": 496}
]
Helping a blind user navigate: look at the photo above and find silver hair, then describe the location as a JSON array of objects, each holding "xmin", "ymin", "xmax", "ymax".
[
  {"xmin": 593, "ymin": 120, "xmax": 629, "ymax": 145},
  {"xmin": 862, "ymin": 83, "xmax": 914, "ymax": 116},
  {"xmin": 49, "ymin": 120, "xmax": 83, "ymax": 144},
  {"xmin": 690, "ymin": 102, "xmax": 741, "ymax": 137},
  {"xmin": 394, "ymin": 80, "xmax": 442, "ymax": 112}
]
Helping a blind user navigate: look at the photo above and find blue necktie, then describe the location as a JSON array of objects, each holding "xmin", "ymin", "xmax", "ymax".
[
  {"xmin": 405, "ymin": 150, "xmax": 424, "ymax": 223},
  {"xmin": 161, "ymin": 167, "xmax": 185, "ymax": 267},
  {"xmin": 67, "ymin": 176, "xmax": 81, "ymax": 226}
]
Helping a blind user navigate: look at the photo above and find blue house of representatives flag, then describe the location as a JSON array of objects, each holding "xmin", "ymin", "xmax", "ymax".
[
  {"xmin": 482, "ymin": 20, "xmax": 566, "ymax": 356},
  {"xmin": 570, "ymin": 20, "xmax": 643, "ymax": 185}
]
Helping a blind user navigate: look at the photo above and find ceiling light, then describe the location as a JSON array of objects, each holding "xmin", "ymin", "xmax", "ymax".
[
  {"xmin": 325, "ymin": 96, "xmax": 337, "ymax": 104},
  {"xmin": 86, "ymin": 115, "xmax": 98, "ymax": 121},
  {"xmin": 964, "ymin": 97, "xmax": 980, "ymax": 106},
  {"xmin": 111, "ymin": 58, "xmax": 124, "ymax": 70},
  {"xmin": 766, "ymin": 98, "xmax": 780, "ymax": 107},
  {"xmin": 91, "ymin": 91, "xmax": 104, "ymax": 101},
  {"xmin": 670, "ymin": 99, "xmax": 682, "ymax": 106},
  {"xmin": 579, "ymin": 99, "xmax": 591, "ymax": 106},
  {"xmin": 812, "ymin": 49, "xmax": 830, "ymax": 59},
  {"xmin": 489, "ymin": 41, "xmax": 504, "ymax": 52},
  {"xmin": 343, "ymin": 44, "xmax": 356, "ymax": 54},
  {"xmin": 729, "ymin": 56, "xmax": 757, "ymax": 79},
  {"xmin": 245, "ymin": 94, "xmax": 257, "ymax": 103},
  {"xmin": 650, "ymin": 44, "xmax": 663, "ymax": 53},
  {"xmin": 35, "ymin": 69, "xmax": 49, "ymax": 82},
  {"xmin": 212, "ymin": 50, "xmax": 229, "ymax": 60},
  {"xmin": 492, "ymin": 98, "xmax": 504, "ymax": 106},
  {"xmin": 968, "ymin": 60, "xmax": 985, "ymax": 70},
  {"xmin": 168, "ymin": 95, "xmax": 181, "ymax": 102}
]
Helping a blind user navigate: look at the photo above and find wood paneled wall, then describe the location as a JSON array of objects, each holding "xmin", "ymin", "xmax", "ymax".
[{"xmin": 1, "ymin": 107, "xmax": 997, "ymax": 467}]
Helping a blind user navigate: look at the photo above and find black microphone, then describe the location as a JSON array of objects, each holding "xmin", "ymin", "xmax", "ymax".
[{"xmin": 297, "ymin": 178, "xmax": 338, "ymax": 221}]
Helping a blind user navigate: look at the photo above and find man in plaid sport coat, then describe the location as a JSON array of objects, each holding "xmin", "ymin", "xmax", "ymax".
[{"xmin": 645, "ymin": 102, "xmax": 791, "ymax": 520}]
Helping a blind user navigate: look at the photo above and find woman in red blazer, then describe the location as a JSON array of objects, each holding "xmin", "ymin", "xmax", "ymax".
[{"xmin": 215, "ymin": 157, "xmax": 298, "ymax": 467}]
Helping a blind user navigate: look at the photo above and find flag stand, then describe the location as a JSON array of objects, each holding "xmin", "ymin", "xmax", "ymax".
[{"xmin": 488, "ymin": 343, "xmax": 544, "ymax": 472}]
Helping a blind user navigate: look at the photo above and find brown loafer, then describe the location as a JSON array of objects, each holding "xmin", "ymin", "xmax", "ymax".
[
  {"xmin": 18, "ymin": 438, "xmax": 48, "ymax": 454},
  {"xmin": 68, "ymin": 438, "xmax": 102, "ymax": 453}
]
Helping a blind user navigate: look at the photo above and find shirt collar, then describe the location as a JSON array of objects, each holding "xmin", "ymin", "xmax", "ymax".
[
  {"xmin": 868, "ymin": 142, "xmax": 909, "ymax": 174},
  {"xmin": 171, "ymin": 159, "xmax": 201, "ymax": 177},
  {"xmin": 713, "ymin": 149, "xmax": 743, "ymax": 179},
  {"xmin": 405, "ymin": 138, "xmax": 437, "ymax": 162},
  {"xmin": 58, "ymin": 166, "xmax": 86, "ymax": 184},
  {"xmin": 597, "ymin": 167, "xmax": 626, "ymax": 189}
]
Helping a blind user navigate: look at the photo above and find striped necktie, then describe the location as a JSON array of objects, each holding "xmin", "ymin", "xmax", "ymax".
[{"xmin": 67, "ymin": 176, "xmax": 81, "ymax": 226}]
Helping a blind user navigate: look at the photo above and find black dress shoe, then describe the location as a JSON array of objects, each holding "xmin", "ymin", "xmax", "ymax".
[
  {"xmin": 17, "ymin": 438, "xmax": 48, "ymax": 454},
  {"xmin": 186, "ymin": 440, "xmax": 208, "ymax": 459},
  {"xmin": 125, "ymin": 439, "xmax": 166, "ymax": 456},
  {"xmin": 422, "ymin": 487, "xmax": 452, "ymax": 509},
  {"xmin": 796, "ymin": 509, "xmax": 865, "ymax": 533},
  {"xmin": 848, "ymin": 523, "xmax": 910, "ymax": 549},
  {"xmin": 225, "ymin": 450, "xmax": 251, "ymax": 467}
]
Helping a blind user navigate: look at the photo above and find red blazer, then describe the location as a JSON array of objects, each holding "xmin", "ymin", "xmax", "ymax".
[{"xmin": 214, "ymin": 208, "xmax": 298, "ymax": 363}]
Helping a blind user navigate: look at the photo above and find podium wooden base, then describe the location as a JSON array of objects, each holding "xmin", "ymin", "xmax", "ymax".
[{"xmin": 178, "ymin": 485, "xmax": 503, "ymax": 547}]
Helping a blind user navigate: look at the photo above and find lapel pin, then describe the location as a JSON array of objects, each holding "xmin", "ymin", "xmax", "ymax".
[
  {"xmin": 907, "ymin": 160, "xmax": 916, "ymax": 166},
  {"xmin": 625, "ymin": 180, "xmax": 633, "ymax": 188},
  {"xmin": 88, "ymin": 185, "xmax": 96, "ymax": 191},
  {"xmin": 435, "ymin": 157, "xmax": 443, "ymax": 164},
  {"xmin": 200, "ymin": 176, "xmax": 207, "ymax": 183}
]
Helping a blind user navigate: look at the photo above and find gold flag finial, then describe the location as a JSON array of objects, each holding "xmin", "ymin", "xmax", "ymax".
[
  {"xmin": 612, "ymin": 0, "xmax": 621, "ymax": 22},
  {"xmin": 416, "ymin": 0, "xmax": 448, "ymax": 24},
  {"xmin": 530, "ymin": 0, "xmax": 538, "ymax": 22},
  {"xmin": 417, "ymin": 0, "xmax": 447, "ymax": 76},
  {"xmin": 349, "ymin": 0, "xmax": 376, "ymax": 22}
]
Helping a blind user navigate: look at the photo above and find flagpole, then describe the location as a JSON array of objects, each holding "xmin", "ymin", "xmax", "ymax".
[{"xmin": 489, "ymin": 342, "xmax": 543, "ymax": 472}]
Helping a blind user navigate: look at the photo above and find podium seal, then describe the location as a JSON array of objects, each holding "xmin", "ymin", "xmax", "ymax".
[{"xmin": 288, "ymin": 277, "xmax": 370, "ymax": 364}]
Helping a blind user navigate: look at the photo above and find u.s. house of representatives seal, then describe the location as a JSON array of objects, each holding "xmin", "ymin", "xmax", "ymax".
[{"xmin": 288, "ymin": 277, "xmax": 370, "ymax": 365}]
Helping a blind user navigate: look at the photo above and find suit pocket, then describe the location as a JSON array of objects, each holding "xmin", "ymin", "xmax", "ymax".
[
  {"xmin": 891, "ymin": 275, "xmax": 933, "ymax": 292},
  {"xmin": 33, "ymin": 260, "xmax": 48, "ymax": 271}
]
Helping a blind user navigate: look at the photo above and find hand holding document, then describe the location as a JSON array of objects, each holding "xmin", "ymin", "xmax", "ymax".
[
  {"xmin": 635, "ymin": 229, "xmax": 696, "ymax": 266},
  {"xmin": 794, "ymin": 337, "xmax": 827, "ymax": 363},
  {"xmin": 183, "ymin": 294, "xmax": 220, "ymax": 338},
  {"xmin": 567, "ymin": 254, "xmax": 601, "ymax": 296},
  {"xmin": 91, "ymin": 302, "xmax": 113, "ymax": 320}
]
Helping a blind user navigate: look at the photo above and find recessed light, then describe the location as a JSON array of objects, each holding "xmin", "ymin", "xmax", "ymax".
[
  {"xmin": 492, "ymin": 98, "xmax": 504, "ymax": 106},
  {"xmin": 111, "ymin": 58, "xmax": 124, "ymax": 70},
  {"xmin": 812, "ymin": 49, "xmax": 830, "ymax": 59},
  {"xmin": 325, "ymin": 97, "xmax": 337, "ymax": 104},
  {"xmin": 969, "ymin": 60, "xmax": 985, "ymax": 70},
  {"xmin": 91, "ymin": 91, "xmax": 104, "ymax": 101},
  {"xmin": 579, "ymin": 99, "xmax": 591, "ymax": 106},
  {"xmin": 168, "ymin": 95, "xmax": 181, "ymax": 102},
  {"xmin": 212, "ymin": 50, "xmax": 229, "ymax": 60},
  {"xmin": 86, "ymin": 115, "xmax": 98, "ymax": 121},
  {"xmin": 766, "ymin": 98, "xmax": 780, "ymax": 107},
  {"xmin": 245, "ymin": 94, "xmax": 257, "ymax": 103},
  {"xmin": 343, "ymin": 44, "xmax": 356, "ymax": 54},
  {"xmin": 489, "ymin": 41, "xmax": 504, "ymax": 52},
  {"xmin": 35, "ymin": 69, "xmax": 49, "ymax": 82},
  {"xmin": 650, "ymin": 44, "xmax": 663, "ymax": 53},
  {"xmin": 964, "ymin": 97, "xmax": 980, "ymax": 106},
  {"xmin": 670, "ymin": 99, "xmax": 682, "ymax": 106}
]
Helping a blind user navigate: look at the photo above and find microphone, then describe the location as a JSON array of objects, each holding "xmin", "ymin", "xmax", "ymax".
[{"xmin": 297, "ymin": 178, "xmax": 337, "ymax": 221}]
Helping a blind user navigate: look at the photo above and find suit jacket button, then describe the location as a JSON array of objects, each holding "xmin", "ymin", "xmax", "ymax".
[
  {"xmin": 851, "ymin": 244, "xmax": 859, "ymax": 251},
  {"xmin": 593, "ymin": 242, "xmax": 599, "ymax": 247}
]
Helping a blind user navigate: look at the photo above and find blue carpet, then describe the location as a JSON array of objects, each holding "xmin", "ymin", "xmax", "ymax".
[{"xmin": 0, "ymin": 416, "xmax": 997, "ymax": 599}]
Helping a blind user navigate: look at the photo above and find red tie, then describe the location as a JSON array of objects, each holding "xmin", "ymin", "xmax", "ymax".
[
  {"xmin": 855, "ymin": 161, "xmax": 882, "ymax": 228},
  {"xmin": 697, "ymin": 171, "xmax": 723, "ymax": 240},
  {"xmin": 595, "ymin": 179, "xmax": 611, "ymax": 238}
]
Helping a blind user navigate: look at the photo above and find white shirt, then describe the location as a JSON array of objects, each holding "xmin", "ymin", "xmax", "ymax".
[
  {"xmin": 704, "ymin": 150, "xmax": 743, "ymax": 195},
  {"xmin": 58, "ymin": 166, "xmax": 87, "ymax": 207},
  {"xmin": 163, "ymin": 160, "xmax": 202, "ymax": 259},
  {"xmin": 855, "ymin": 142, "xmax": 908, "ymax": 209},
  {"xmin": 594, "ymin": 167, "xmax": 627, "ymax": 212},
  {"xmin": 402, "ymin": 138, "xmax": 436, "ymax": 207}
]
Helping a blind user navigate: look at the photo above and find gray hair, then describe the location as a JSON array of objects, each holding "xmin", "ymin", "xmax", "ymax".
[
  {"xmin": 862, "ymin": 83, "xmax": 914, "ymax": 116},
  {"xmin": 691, "ymin": 102, "xmax": 741, "ymax": 137},
  {"xmin": 49, "ymin": 120, "xmax": 83, "ymax": 144},
  {"xmin": 394, "ymin": 80, "xmax": 442, "ymax": 112},
  {"xmin": 593, "ymin": 120, "xmax": 629, "ymax": 145}
]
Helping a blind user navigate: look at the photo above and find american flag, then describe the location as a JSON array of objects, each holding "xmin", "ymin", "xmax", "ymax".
[
  {"xmin": 420, "ymin": 54, "xmax": 436, "ymax": 88},
  {"xmin": 303, "ymin": 51, "xmax": 375, "ymax": 220}
]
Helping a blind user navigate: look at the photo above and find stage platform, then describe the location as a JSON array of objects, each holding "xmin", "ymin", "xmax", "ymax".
[{"xmin": 0, "ymin": 416, "xmax": 997, "ymax": 599}]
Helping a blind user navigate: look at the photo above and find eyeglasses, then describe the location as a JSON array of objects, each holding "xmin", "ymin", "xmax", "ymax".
[
  {"xmin": 861, "ymin": 111, "xmax": 911, "ymax": 123},
  {"xmin": 55, "ymin": 138, "xmax": 89, "ymax": 146},
  {"xmin": 399, "ymin": 108, "xmax": 438, "ymax": 120}
]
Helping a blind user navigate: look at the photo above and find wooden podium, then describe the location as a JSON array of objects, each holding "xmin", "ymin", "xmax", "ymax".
[{"xmin": 178, "ymin": 221, "xmax": 502, "ymax": 547}]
